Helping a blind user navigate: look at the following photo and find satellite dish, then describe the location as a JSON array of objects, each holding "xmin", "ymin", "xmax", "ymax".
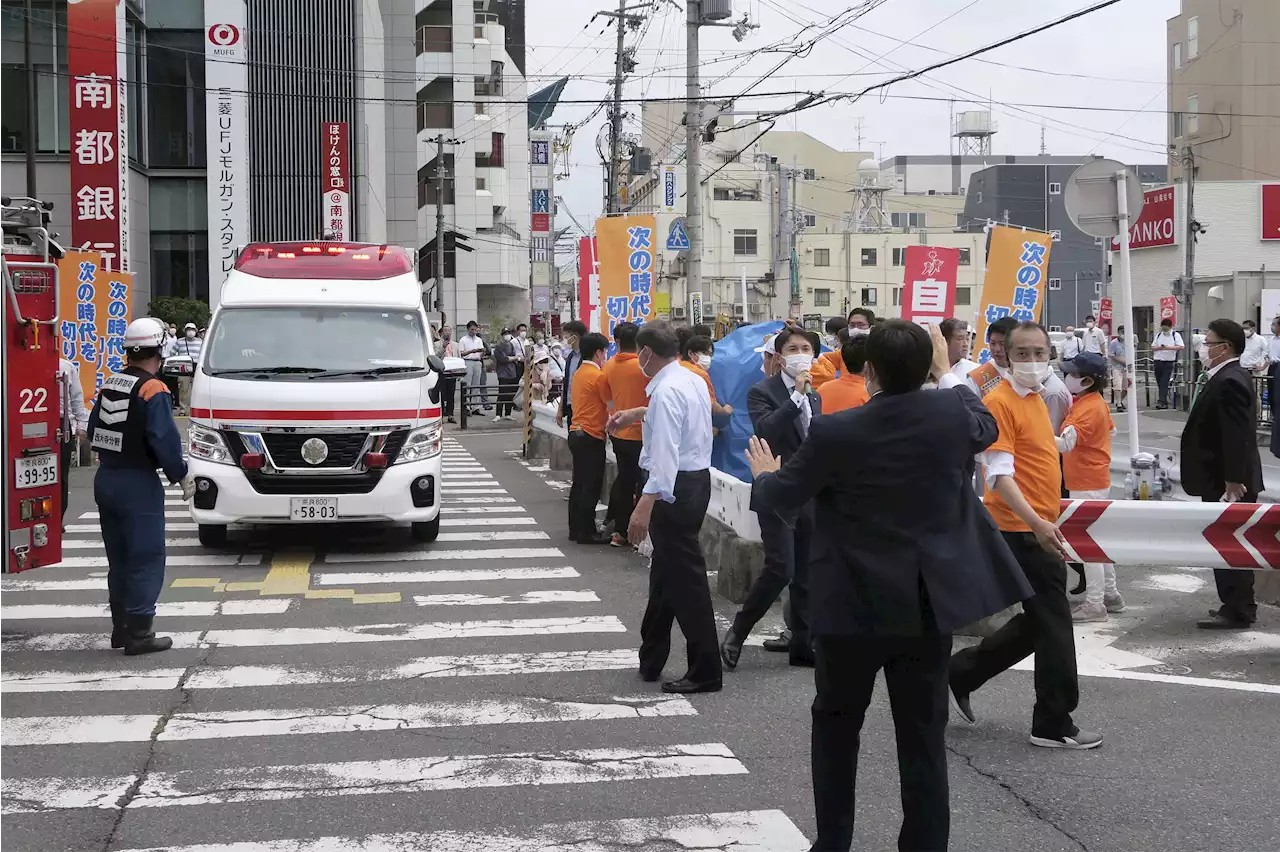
[{"xmin": 857, "ymin": 158, "xmax": 879, "ymax": 184}]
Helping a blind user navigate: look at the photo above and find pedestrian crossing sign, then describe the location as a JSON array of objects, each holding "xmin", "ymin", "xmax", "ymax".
[{"xmin": 666, "ymin": 218, "xmax": 690, "ymax": 251}]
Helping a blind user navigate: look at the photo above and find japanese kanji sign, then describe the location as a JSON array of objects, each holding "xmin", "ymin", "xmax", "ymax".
[
  {"xmin": 596, "ymin": 216, "xmax": 657, "ymax": 348},
  {"xmin": 972, "ymin": 226, "xmax": 1054, "ymax": 364},
  {"xmin": 321, "ymin": 121, "xmax": 351, "ymax": 241},
  {"xmin": 205, "ymin": 0, "xmax": 250, "ymax": 309},
  {"xmin": 57, "ymin": 251, "xmax": 134, "ymax": 407},
  {"xmin": 67, "ymin": 0, "xmax": 129, "ymax": 272},
  {"xmin": 900, "ymin": 245, "xmax": 959, "ymax": 327}
]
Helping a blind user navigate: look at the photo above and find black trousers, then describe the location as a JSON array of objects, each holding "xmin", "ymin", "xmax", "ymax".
[
  {"xmin": 496, "ymin": 377, "xmax": 519, "ymax": 416},
  {"xmin": 949, "ymin": 531, "xmax": 1079, "ymax": 739},
  {"xmin": 440, "ymin": 376, "xmax": 456, "ymax": 419},
  {"xmin": 1204, "ymin": 493, "xmax": 1258, "ymax": 622},
  {"xmin": 811, "ymin": 633, "xmax": 953, "ymax": 852},
  {"xmin": 59, "ymin": 437, "xmax": 75, "ymax": 520},
  {"xmin": 607, "ymin": 436, "xmax": 643, "ymax": 536},
  {"xmin": 638, "ymin": 470, "xmax": 721, "ymax": 683},
  {"xmin": 1153, "ymin": 359, "xmax": 1175, "ymax": 405},
  {"xmin": 732, "ymin": 504, "xmax": 812, "ymax": 651},
  {"xmin": 567, "ymin": 430, "xmax": 606, "ymax": 541}
]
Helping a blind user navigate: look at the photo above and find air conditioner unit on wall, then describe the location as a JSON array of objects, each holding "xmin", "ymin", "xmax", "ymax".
[
  {"xmin": 749, "ymin": 303, "xmax": 766, "ymax": 316},
  {"xmin": 733, "ymin": 302, "xmax": 745, "ymax": 319},
  {"xmin": 672, "ymin": 306, "xmax": 687, "ymax": 319}
]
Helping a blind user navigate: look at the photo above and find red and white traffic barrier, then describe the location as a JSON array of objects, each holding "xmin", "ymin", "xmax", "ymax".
[{"xmin": 1058, "ymin": 500, "xmax": 1280, "ymax": 570}]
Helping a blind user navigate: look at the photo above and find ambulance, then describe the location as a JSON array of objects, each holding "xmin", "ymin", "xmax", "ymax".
[{"xmin": 182, "ymin": 242, "xmax": 445, "ymax": 547}]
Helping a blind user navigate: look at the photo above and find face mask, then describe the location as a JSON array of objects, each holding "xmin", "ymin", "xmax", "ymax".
[
  {"xmin": 1198, "ymin": 344, "xmax": 1211, "ymax": 362},
  {"xmin": 185, "ymin": 330, "xmax": 195, "ymax": 339},
  {"xmin": 1064, "ymin": 374, "xmax": 1091, "ymax": 395},
  {"xmin": 1086, "ymin": 322, "xmax": 1095, "ymax": 329},
  {"xmin": 518, "ymin": 330, "xmax": 527, "ymax": 339},
  {"xmin": 696, "ymin": 354, "xmax": 712, "ymax": 369},
  {"xmin": 783, "ymin": 353, "xmax": 813, "ymax": 378},
  {"xmin": 1011, "ymin": 360, "xmax": 1050, "ymax": 389},
  {"xmin": 639, "ymin": 348, "xmax": 656, "ymax": 378},
  {"xmin": 1245, "ymin": 329, "xmax": 1255, "ymax": 338},
  {"xmin": 503, "ymin": 334, "xmax": 512, "ymax": 341}
]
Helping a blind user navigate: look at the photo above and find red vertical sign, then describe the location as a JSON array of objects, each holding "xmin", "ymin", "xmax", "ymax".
[
  {"xmin": 322, "ymin": 122, "xmax": 351, "ymax": 241},
  {"xmin": 1099, "ymin": 297, "xmax": 1114, "ymax": 336},
  {"xmin": 900, "ymin": 245, "xmax": 959, "ymax": 326},
  {"xmin": 578, "ymin": 236, "xmax": 598, "ymax": 331},
  {"xmin": 1160, "ymin": 295, "xmax": 1177, "ymax": 325},
  {"xmin": 1112, "ymin": 186, "xmax": 1176, "ymax": 250},
  {"xmin": 68, "ymin": 0, "xmax": 129, "ymax": 271},
  {"xmin": 1262, "ymin": 183, "xmax": 1280, "ymax": 241}
]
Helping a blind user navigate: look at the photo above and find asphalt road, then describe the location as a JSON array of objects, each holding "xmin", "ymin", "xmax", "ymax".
[{"xmin": 2, "ymin": 428, "xmax": 1278, "ymax": 852}]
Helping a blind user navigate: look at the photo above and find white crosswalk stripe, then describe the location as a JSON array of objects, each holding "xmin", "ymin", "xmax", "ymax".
[{"xmin": 3, "ymin": 440, "xmax": 810, "ymax": 848}]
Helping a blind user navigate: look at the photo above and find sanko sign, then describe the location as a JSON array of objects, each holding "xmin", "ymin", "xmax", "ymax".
[{"xmin": 1113, "ymin": 186, "xmax": 1177, "ymax": 250}]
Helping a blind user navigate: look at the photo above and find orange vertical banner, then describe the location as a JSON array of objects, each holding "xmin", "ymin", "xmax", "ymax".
[
  {"xmin": 57, "ymin": 250, "xmax": 135, "ymax": 406},
  {"xmin": 972, "ymin": 225, "xmax": 1053, "ymax": 363},
  {"xmin": 595, "ymin": 215, "xmax": 657, "ymax": 340}
]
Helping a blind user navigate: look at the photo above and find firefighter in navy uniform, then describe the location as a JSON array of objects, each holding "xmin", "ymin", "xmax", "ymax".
[{"xmin": 87, "ymin": 317, "xmax": 193, "ymax": 655}]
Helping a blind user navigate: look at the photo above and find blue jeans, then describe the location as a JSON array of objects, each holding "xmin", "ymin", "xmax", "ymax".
[{"xmin": 95, "ymin": 466, "xmax": 167, "ymax": 616}]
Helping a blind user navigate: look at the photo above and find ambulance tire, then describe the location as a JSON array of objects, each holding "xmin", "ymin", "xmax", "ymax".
[
  {"xmin": 198, "ymin": 524, "xmax": 228, "ymax": 548},
  {"xmin": 411, "ymin": 517, "xmax": 440, "ymax": 543}
]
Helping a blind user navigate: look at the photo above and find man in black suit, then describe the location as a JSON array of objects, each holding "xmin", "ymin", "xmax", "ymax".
[
  {"xmin": 1182, "ymin": 318, "xmax": 1265, "ymax": 629},
  {"xmin": 721, "ymin": 325, "xmax": 823, "ymax": 669},
  {"xmin": 746, "ymin": 320, "xmax": 1031, "ymax": 852}
]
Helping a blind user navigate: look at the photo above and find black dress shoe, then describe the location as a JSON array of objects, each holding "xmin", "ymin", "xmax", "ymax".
[
  {"xmin": 638, "ymin": 667, "xmax": 662, "ymax": 683},
  {"xmin": 720, "ymin": 628, "xmax": 744, "ymax": 670},
  {"xmin": 661, "ymin": 677, "xmax": 722, "ymax": 694},
  {"xmin": 950, "ymin": 682, "xmax": 976, "ymax": 724},
  {"xmin": 788, "ymin": 652, "xmax": 815, "ymax": 668},
  {"xmin": 1197, "ymin": 613, "xmax": 1253, "ymax": 630},
  {"xmin": 761, "ymin": 630, "xmax": 791, "ymax": 653},
  {"xmin": 576, "ymin": 534, "xmax": 612, "ymax": 545}
]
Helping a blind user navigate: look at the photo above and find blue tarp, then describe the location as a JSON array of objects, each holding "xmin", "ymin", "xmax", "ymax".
[{"xmin": 708, "ymin": 320, "xmax": 784, "ymax": 482}]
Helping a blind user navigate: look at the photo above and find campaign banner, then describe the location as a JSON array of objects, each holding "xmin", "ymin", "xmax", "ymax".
[
  {"xmin": 321, "ymin": 122, "xmax": 351, "ymax": 241},
  {"xmin": 1112, "ymin": 185, "xmax": 1176, "ymax": 250},
  {"xmin": 662, "ymin": 166, "xmax": 678, "ymax": 214},
  {"xmin": 578, "ymin": 236, "xmax": 599, "ymax": 333},
  {"xmin": 900, "ymin": 245, "xmax": 959, "ymax": 327},
  {"xmin": 596, "ymin": 215, "xmax": 657, "ymax": 342},
  {"xmin": 57, "ymin": 251, "xmax": 134, "ymax": 406},
  {"xmin": 1262, "ymin": 183, "xmax": 1280, "ymax": 241},
  {"xmin": 1099, "ymin": 297, "xmax": 1114, "ymax": 337},
  {"xmin": 205, "ymin": 0, "xmax": 250, "ymax": 308},
  {"xmin": 1159, "ymin": 295, "xmax": 1177, "ymax": 326},
  {"xmin": 68, "ymin": 0, "xmax": 129, "ymax": 271},
  {"xmin": 972, "ymin": 226, "xmax": 1053, "ymax": 363}
]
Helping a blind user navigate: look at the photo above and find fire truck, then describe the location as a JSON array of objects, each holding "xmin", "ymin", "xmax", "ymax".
[{"xmin": 2, "ymin": 196, "xmax": 64, "ymax": 572}]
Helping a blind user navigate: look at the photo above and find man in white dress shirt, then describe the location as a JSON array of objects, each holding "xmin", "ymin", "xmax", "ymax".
[
  {"xmin": 607, "ymin": 321, "xmax": 720, "ymax": 694},
  {"xmin": 1080, "ymin": 315, "xmax": 1108, "ymax": 356},
  {"xmin": 1059, "ymin": 326, "xmax": 1082, "ymax": 363},
  {"xmin": 1240, "ymin": 319, "xmax": 1270, "ymax": 375}
]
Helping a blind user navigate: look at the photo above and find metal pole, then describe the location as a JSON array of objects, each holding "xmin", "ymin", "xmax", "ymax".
[
  {"xmin": 1182, "ymin": 146, "xmax": 1196, "ymax": 410},
  {"xmin": 1115, "ymin": 169, "xmax": 1140, "ymax": 460},
  {"xmin": 23, "ymin": 0, "xmax": 37, "ymax": 195},
  {"xmin": 435, "ymin": 133, "xmax": 446, "ymax": 314},
  {"xmin": 607, "ymin": 0, "xmax": 626, "ymax": 216},
  {"xmin": 685, "ymin": 1, "xmax": 702, "ymax": 310}
]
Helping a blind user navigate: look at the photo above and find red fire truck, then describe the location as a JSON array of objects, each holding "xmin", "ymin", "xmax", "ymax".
[{"xmin": 2, "ymin": 196, "xmax": 64, "ymax": 572}]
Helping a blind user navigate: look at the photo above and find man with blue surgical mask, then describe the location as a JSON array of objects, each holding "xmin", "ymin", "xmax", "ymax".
[{"xmin": 721, "ymin": 326, "xmax": 822, "ymax": 670}]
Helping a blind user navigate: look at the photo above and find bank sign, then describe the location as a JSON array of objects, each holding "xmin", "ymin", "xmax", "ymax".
[{"xmin": 1113, "ymin": 185, "xmax": 1176, "ymax": 250}]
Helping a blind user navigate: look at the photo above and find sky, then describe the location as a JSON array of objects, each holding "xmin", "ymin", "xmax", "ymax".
[{"xmin": 525, "ymin": 0, "xmax": 1183, "ymax": 234}]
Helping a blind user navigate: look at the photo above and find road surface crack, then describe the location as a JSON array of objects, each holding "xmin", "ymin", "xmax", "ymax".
[
  {"xmin": 947, "ymin": 744, "xmax": 1089, "ymax": 851},
  {"xmin": 99, "ymin": 628, "xmax": 214, "ymax": 852}
]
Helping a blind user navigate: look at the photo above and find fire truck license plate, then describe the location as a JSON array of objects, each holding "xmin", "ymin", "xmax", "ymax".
[
  {"xmin": 290, "ymin": 497, "xmax": 338, "ymax": 521},
  {"xmin": 15, "ymin": 454, "xmax": 58, "ymax": 489}
]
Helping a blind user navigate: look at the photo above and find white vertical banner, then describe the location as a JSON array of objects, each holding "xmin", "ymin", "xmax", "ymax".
[
  {"xmin": 204, "ymin": 0, "xmax": 250, "ymax": 310},
  {"xmin": 662, "ymin": 166, "xmax": 677, "ymax": 214}
]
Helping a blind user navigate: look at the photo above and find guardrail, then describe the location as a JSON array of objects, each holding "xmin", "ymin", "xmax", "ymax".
[{"xmin": 1059, "ymin": 499, "xmax": 1279, "ymax": 570}]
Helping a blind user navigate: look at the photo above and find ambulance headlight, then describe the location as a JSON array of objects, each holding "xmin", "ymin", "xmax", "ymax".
[
  {"xmin": 395, "ymin": 421, "xmax": 442, "ymax": 463},
  {"xmin": 189, "ymin": 422, "xmax": 234, "ymax": 465}
]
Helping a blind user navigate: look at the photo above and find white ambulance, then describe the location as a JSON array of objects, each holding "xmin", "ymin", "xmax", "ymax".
[{"xmin": 183, "ymin": 242, "xmax": 445, "ymax": 547}]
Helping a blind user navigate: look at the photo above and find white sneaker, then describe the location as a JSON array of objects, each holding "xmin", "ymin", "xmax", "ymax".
[
  {"xmin": 493, "ymin": 416, "xmax": 502, "ymax": 423},
  {"xmin": 1104, "ymin": 593, "xmax": 1126, "ymax": 613},
  {"xmin": 1071, "ymin": 601, "xmax": 1108, "ymax": 623},
  {"xmin": 1030, "ymin": 729, "xmax": 1103, "ymax": 750}
]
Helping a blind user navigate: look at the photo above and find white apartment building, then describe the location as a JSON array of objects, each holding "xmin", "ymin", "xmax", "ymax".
[{"xmin": 416, "ymin": 0, "xmax": 531, "ymax": 330}]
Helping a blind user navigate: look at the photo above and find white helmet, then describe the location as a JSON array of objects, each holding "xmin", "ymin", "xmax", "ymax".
[{"xmin": 123, "ymin": 317, "xmax": 167, "ymax": 351}]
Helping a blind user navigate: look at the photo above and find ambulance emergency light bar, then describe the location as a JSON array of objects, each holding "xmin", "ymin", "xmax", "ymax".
[{"xmin": 234, "ymin": 243, "xmax": 413, "ymax": 280}]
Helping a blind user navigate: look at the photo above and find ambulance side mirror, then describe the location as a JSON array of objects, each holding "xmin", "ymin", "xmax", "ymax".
[{"xmin": 426, "ymin": 355, "xmax": 446, "ymax": 374}]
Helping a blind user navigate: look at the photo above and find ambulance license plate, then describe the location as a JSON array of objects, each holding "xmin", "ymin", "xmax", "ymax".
[
  {"xmin": 290, "ymin": 497, "xmax": 338, "ymax": 521},
  {"xmin": 15, "ymin": 454, "xmax": 58, "ymax": 490}
]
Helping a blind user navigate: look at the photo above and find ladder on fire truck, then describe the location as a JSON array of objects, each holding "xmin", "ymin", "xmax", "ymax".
[{"xmin": 2, "ymin": 195, "xmax": 65, "ymax": 572}]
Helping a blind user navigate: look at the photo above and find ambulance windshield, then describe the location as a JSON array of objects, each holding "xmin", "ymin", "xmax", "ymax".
[{"xmin": 204, "ymin": 307, "xmax": 428, "ymax": 379}]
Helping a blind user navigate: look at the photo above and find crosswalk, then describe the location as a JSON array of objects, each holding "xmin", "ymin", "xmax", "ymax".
[{"xmin": 1, "ymin": 436, "xmax": 810, "ymax": 851}]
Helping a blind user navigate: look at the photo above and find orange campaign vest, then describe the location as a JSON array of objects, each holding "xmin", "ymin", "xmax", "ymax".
[{"xmin": 968, "ymin": 361, "xmax": 1004, "ymax": 398}]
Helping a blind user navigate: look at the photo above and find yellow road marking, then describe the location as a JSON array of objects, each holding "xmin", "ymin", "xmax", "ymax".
[{"xmin": 169, "ymin": 551, "xmax": 401, "ymax": 605}]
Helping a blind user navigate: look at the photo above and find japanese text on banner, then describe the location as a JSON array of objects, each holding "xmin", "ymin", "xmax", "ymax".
[
  {"xmin": 900, "ymin": 245, "xmax": 959, "ymax": 327},
  {"xmin": 596, "ymin": 215, "xmax": 657, "ymax": 353},
  {"xmin": 972, "ymin": 226, "xmax": 1053, "ymax": 364},
  {"xmin": 57, "ymin": 251, "xmax": 133, "ymax": 406}
]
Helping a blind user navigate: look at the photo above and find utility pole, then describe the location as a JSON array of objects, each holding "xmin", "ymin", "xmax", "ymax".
[
  {"xmin": 685, "ymin": 0, "xmax": 703, "ymax": 312},
  {"xmin": 432, "ymin": 134, "xmax": 461, "ymax": 319},
  {"xmin": 1182, "ymin": 144, "xmax": 1197, "ymax": 409},
  {"xmin": 23, "ymin": 0, "xmax": 36, "ymax": 194},
  {"xmin": 608, "ymin": 0, "xmax": 626, "ymax": 215}
]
